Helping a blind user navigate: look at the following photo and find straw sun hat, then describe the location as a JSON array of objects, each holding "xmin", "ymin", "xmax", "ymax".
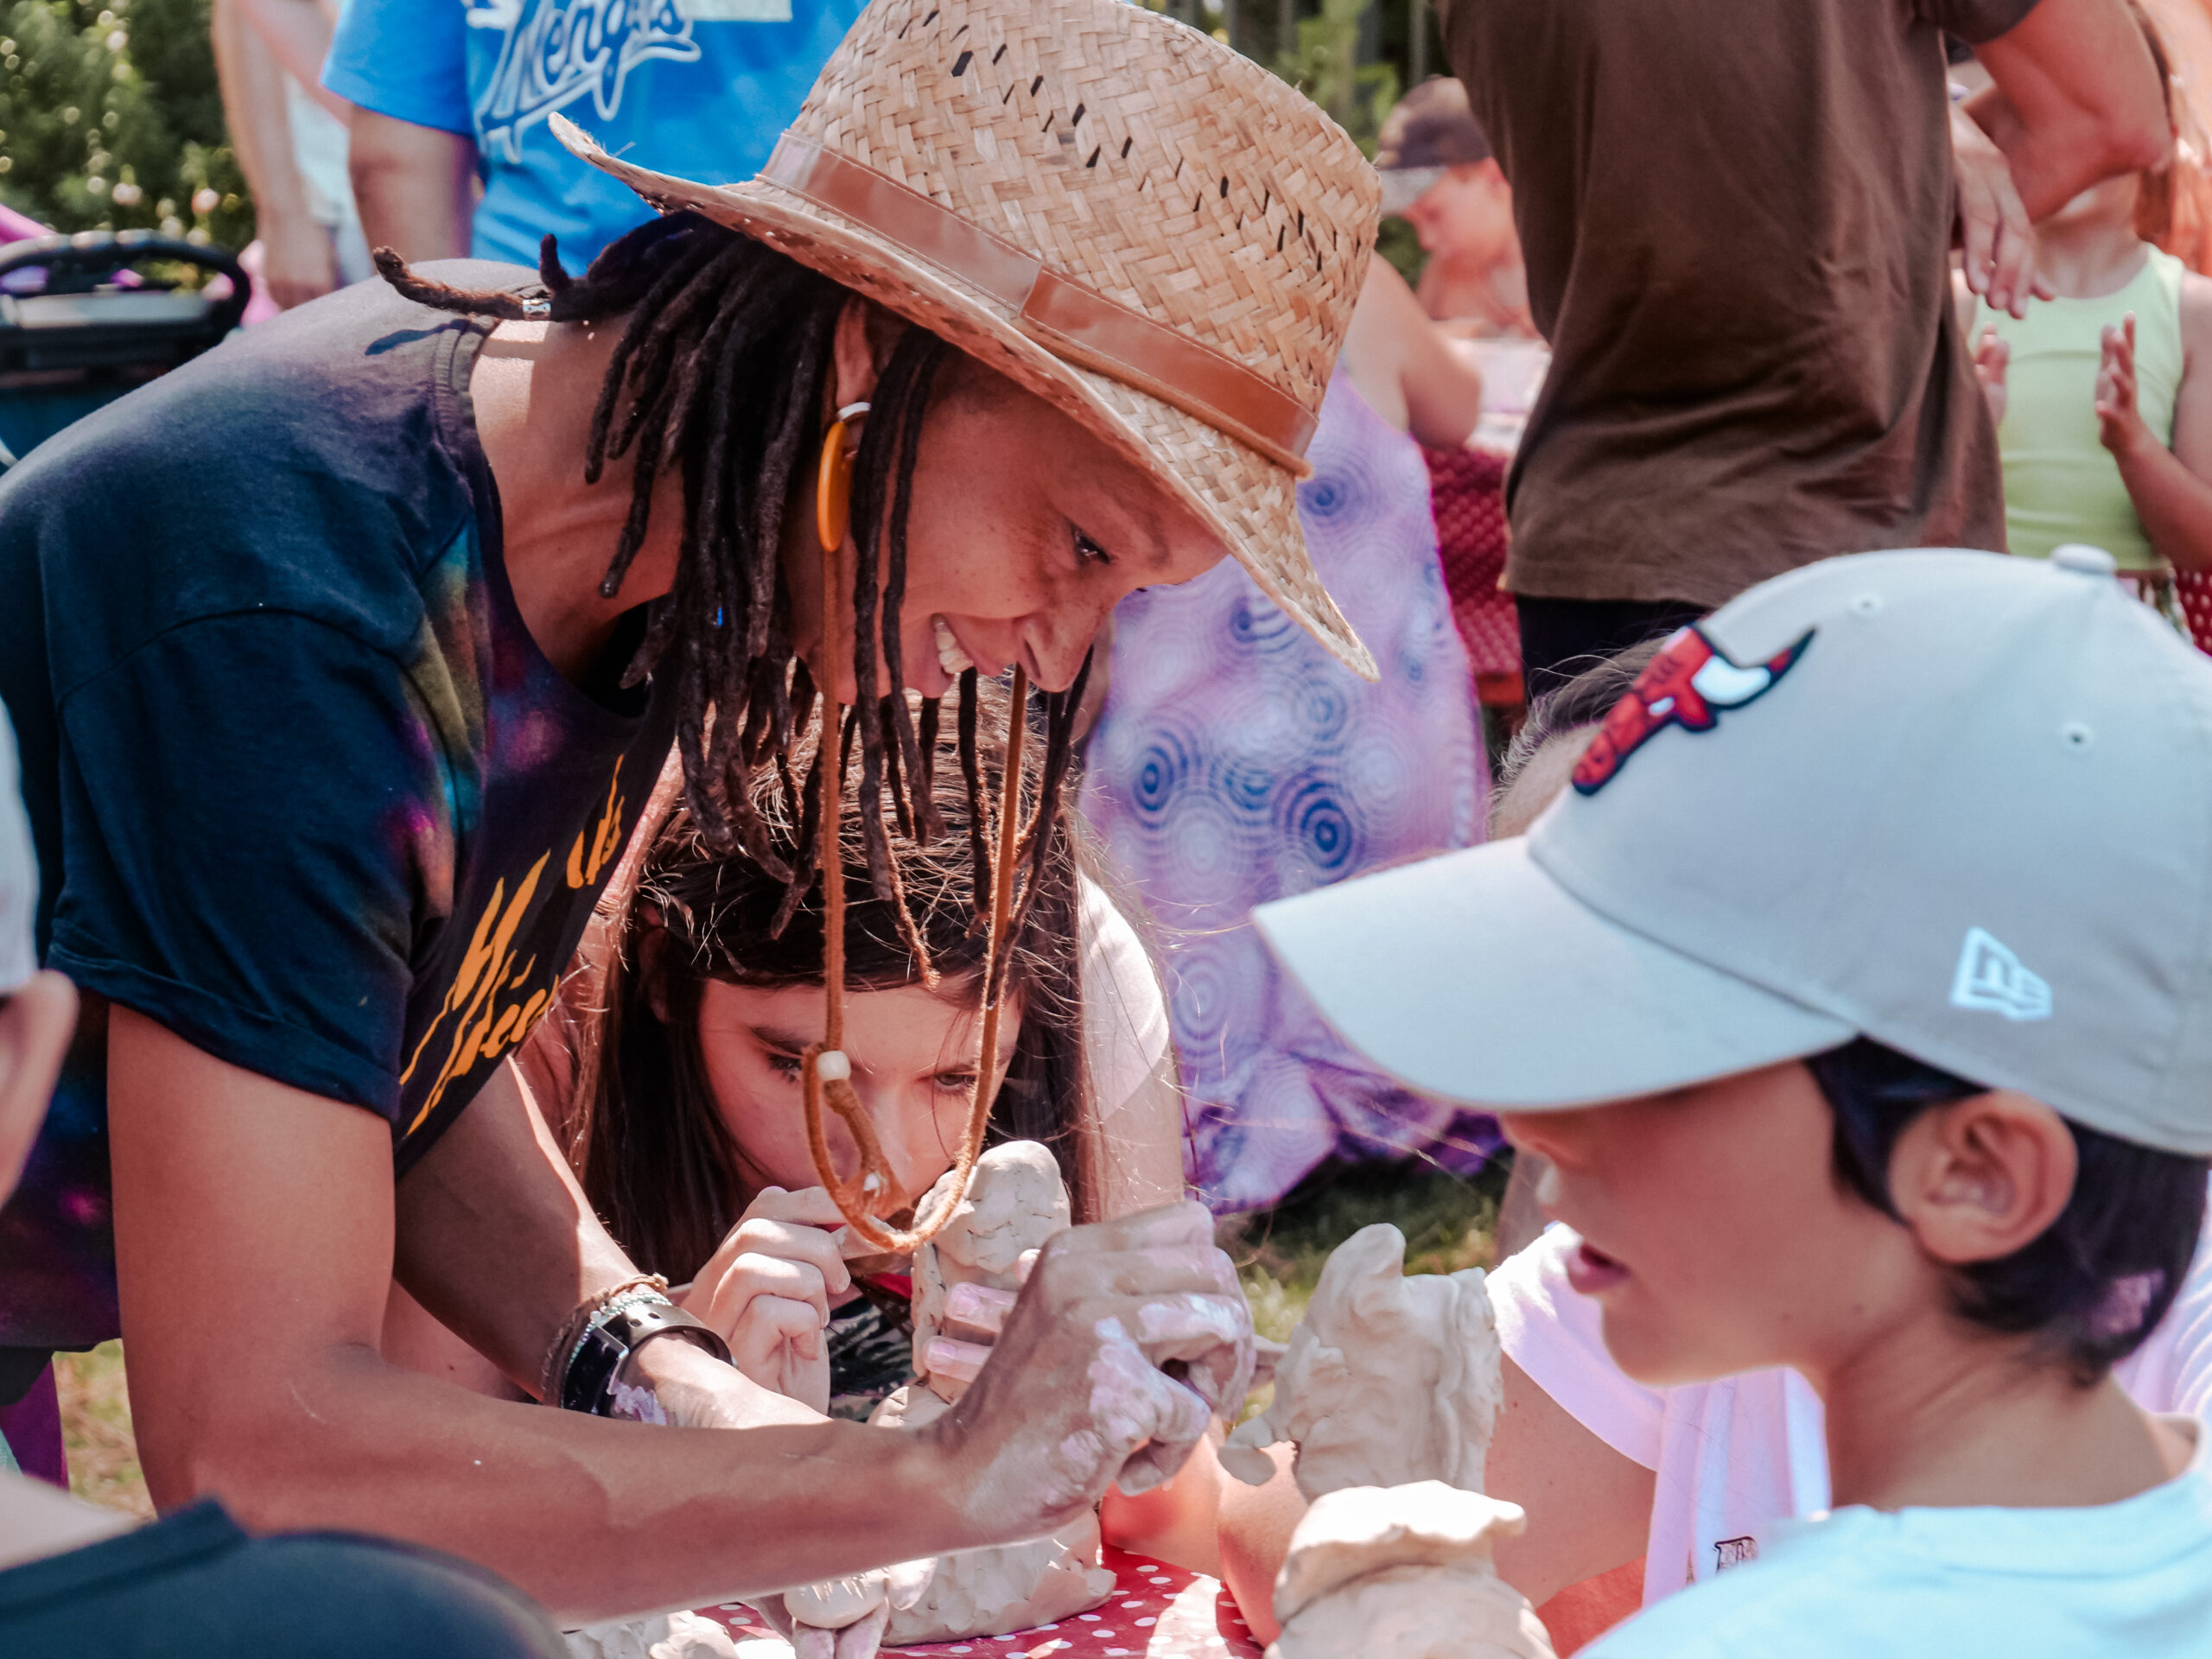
[{"xmin": 553, "ymin": 0, "xmax": 1382, "ymax": 678}]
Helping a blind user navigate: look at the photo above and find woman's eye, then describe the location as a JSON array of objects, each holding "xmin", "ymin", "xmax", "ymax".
[
  {"xmin": 1073, "ymin": 529, "xmax": 1112, "ymax": 569},
  {"xmin": 934, "ymin": 1072, "xmax": 981, "ymax": 1095},
  {"xmin": 765, "ymin": 1052, "xmax": 804, "ymax": 1077}
]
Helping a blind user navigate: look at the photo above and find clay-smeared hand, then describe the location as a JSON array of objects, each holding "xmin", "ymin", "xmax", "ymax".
[
  {"xmin": 680, "ymin": 1185, "xmax": 853, "ymax": 1414},
  {"xmin": 925, "ymin": 1202, "xmax": 1254, "ymax": 1540}
]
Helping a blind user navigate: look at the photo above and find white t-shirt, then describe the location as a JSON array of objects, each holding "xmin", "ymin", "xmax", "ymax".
[
  {"xmin": 1490, "ymin": 1193, "xmax": 2212, "ymax": 1608},
  {"xmin": 1076, "ymin": 874, "xmax": 1173, "ymax": 1126},
  {"xmin": 1581, "ymin": 1419, "xmax": 2212, "ymax": 1658}
]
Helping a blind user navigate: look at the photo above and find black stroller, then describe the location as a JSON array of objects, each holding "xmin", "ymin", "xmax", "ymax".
[{"xmin": 0, "ymin": 231, "xmax": 249, "ymax": 472}]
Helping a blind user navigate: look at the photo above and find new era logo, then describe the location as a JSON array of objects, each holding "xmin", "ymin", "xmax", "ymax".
[{"xmin": 1949, "ymin": 928, "xmax": 2052, "ymax": 1022}]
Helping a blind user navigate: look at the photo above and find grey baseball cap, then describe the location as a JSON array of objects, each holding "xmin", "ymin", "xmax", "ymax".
[
  {"xmin": 1, "ymin": 709, "xmax": 35, "ymax": 992},
  {"xmin": 1256, "ymin": 546, "xmax": 2212, "ymax": 1156},
  {"xmin": 1376, "ymin": 78, "xmax": 1491, "ymax": 216}
]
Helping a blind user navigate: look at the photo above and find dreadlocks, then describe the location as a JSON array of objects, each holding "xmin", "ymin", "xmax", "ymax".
[{"xmin": 372, "ymin": 213, "xmax": 1090, "ymax": 944}]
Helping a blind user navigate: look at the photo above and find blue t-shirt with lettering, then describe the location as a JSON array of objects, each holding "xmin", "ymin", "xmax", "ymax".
[{"xmin": 324, "ymin": 0, "xmax": 863, "ymax": 269}]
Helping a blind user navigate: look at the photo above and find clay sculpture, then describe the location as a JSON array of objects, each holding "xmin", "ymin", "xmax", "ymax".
[
  {"xmin": 1221, "ymin": 1222, "xmax": 1503, "ymax": 1497},
  {"xmin": 1268, "ymin": 1483, "xmax": 1556, "ymax": 1659},
  {"xmin": 779, "ymin": 1141, "xmax": 1116, "ymax": 1653}
]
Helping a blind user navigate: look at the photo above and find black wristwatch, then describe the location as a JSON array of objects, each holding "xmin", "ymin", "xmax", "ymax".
[{"xmin": 559, "ymin": 1295, "xmax": 733, "ymax": 1414}]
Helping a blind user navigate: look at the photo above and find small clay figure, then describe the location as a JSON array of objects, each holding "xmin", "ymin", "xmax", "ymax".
[
  {"xmin": 1222, "ymin": 1223, "xmax": 1503, "ymax": 1498},
  {"xmin": 1267, "ymin": 1482, "xmax": 1556, "ymax": 1659},
  {"xmin": 780, "ymin": 1142, "xmax": 1114, "ymax": 1652}
]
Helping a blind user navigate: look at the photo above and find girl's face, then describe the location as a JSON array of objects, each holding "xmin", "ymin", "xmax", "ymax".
[
  {"xmin": 693, "ymin": 976, "xmax": 1024, "ymax": 1213},
  {"xmin": 787, "ymin": 351, "xmax": 1230, "ymax": 706}
]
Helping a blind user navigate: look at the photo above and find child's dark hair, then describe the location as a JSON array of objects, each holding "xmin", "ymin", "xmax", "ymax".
[
  {"xmin": 574, "ymin": 684, "xmax": 1091, "ymax": 1281},
  {"xmin": 1809, "ymin": 1037, "xmax": 2208, "ymax": 1384}
]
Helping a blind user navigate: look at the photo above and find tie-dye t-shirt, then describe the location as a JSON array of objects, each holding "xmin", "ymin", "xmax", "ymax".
[{"xmin": 0, "ymin": 265, "xmax": 676, "ymax": 1352}]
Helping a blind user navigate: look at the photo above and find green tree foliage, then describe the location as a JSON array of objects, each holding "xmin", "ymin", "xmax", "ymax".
[{"xmin": 0, "ymin": 0, "xmax": 250, "ymax": 246}]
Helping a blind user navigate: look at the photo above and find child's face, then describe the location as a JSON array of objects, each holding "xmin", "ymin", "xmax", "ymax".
[
  {"xmin": 1500, "ymin": 1061, "xmax": 1919, "ymax": 1389},
  {"xmin": 694, "ymin": 976, "xmax": 1023, "ymax": 1212}
]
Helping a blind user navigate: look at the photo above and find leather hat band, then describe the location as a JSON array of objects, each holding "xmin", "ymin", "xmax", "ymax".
[{"xmin": 760, "ymin": 135, "xmax": 1318, "ymax": 472}]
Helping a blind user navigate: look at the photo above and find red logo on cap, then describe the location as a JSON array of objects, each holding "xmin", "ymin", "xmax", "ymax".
[{"xmin": 1571, "ymin": 626, "xmax": 1814, "ymax": 796}]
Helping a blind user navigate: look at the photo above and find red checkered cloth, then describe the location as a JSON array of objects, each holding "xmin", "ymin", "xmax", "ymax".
[
  {"xmin": 2178, "ymin": 570, "xmax": 2212, "ymax": 655},
  {"xmin": 1422, "ymin": 444, "xmax": 1522, "ymax": 702},
  {"xmin": 696, "ymin": 1547, "xmax": 1265, "ymax": 1658}
]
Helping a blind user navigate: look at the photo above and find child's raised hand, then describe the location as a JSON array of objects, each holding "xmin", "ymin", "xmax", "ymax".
[
  {"xmin": 2097, "ymin": 312, "xmax": 2150, "ymax": 460},
  {"xmin": 679, "ymin": 1185, "xmax": 854, "ymax": 1414},
  {"xmin": 1974, "ymin": 326, "xmax": 2010, "ymax": 427}
]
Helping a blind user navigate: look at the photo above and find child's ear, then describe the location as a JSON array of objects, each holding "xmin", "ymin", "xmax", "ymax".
[{"xmin": 1889, "ymin": 1090, "xmax": 2077, "ymax": 1267}]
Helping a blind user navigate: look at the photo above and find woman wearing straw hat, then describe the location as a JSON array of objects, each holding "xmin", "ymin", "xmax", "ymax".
[{"xmin": 0, "ymin": 0, "xmax": 1378, "ymax": 1625}]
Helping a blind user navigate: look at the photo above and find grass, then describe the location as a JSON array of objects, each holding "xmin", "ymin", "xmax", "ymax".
[
  {"xmin": 1220, "ymin": 1153, "xmax": 1508, "ymax": 1369},
  {"xmin": 54, "ymin": 1340, "xmax": 152, "ymax": 1518},
  {"xmin": 50, "ymin": 1156, "xmax": 1508, "ymax": 1513}
]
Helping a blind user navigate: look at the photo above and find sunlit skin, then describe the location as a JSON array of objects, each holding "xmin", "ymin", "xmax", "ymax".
[
  {"xmin": 1498, "ymin": 1063, "xmax": 2193, "ymax": 1514},
  {"xmin": 695, "ymin": 976, "xmax": 1021, "ymax": 1217},
  {"xmin": 785, "ymin": 304, "xmax": 1232, "ymax": 704}
]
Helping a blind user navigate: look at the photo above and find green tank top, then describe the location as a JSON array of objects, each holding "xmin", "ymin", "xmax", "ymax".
[{"xmin": 1973, "ymin": 245, "xmax": 2184, "ymax": 572}]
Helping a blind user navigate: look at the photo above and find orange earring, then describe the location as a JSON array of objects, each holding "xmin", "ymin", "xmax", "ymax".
[{"xmin": 815, "ymin": 400, "xmax": 869, "ymax": 553}]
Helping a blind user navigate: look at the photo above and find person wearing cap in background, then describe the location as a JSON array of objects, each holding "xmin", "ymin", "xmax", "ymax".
[
  {"xmin": 1257, "ymin": 543, "xmax": 2212, "ymax": 1654},
  {"xmin": 0, "ymin": 0, "xmax": 1377, "ymax": 1624},
  {"xmin": 1441, "ymin": 0, "xmax": 2175, "ymax": 700},
  {"xmin": 1375, "ymin": 77, "xmax": 1544, "ymax": 720},
  {"xmin": 0, "ymin": 710, "xmax": 568, "ymax": 1657},
  {"xmin": 1376, "ymin": 77, "xmax": 1530, "ymax": 336}
]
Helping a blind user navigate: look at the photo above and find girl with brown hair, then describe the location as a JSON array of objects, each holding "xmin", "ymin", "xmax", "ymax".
[{"xmin": 526, "ymin": 683, "xmax": 1181, "ymax": 1423}]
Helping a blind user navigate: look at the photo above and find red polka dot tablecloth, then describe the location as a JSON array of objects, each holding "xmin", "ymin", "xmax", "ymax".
[{"xmin": 696, "ymin": 1547, "xmax": 1266, "ymax": 1658}]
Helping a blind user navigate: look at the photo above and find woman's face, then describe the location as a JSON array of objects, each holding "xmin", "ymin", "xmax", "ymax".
[
  {"xmin": 693, "ymin": 975, "xmax": 1024, "ymax": 1213},
  {"xmin": 788, "ymin": 341, "xmax": 1231, "ymax": 705}
]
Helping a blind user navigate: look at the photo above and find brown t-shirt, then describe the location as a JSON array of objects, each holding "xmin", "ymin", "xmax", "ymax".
[{"xmin": 1443, "ymin": 0, "xmax": 2037, "ymax": 607}]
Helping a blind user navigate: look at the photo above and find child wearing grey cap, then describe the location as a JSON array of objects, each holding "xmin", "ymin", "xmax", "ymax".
[{"xmin": 1258, "ymin": 545, "xmax": 2212, "ymax": 1656}]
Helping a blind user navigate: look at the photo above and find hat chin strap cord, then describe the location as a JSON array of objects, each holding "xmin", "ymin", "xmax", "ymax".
[{"xmin": 801, "ymin": 439, "xmax": 1027, "ymax": 1254}]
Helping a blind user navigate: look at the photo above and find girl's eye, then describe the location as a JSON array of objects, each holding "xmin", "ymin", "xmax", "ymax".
[
  {"xmin": 765, "ymin": 1051, "xmax": 804, "ymax": 1077},
  {"xmin": 1074, "ymin": 529, "xmax": 1111, "ymax": 569},
  {"xmin": 934, "ymin": 1072, "xmax": 981, "ymax": 1095}
]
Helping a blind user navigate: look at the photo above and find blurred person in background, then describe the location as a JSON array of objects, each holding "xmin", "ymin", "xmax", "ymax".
[
  {"xmin": 1377, "ymin": 78, "xmax": 1547, "ymax": 726},
  {"xmin": 1966, "ymin": 3, "xmax": 2212, "ymax": 624},
  {"xmin": 1443, "ymin": 0, "xmax": 2173, "ymax": 696},
  {"xmin": 325, "ymin": 0, "xmax": 862, "ymax": 269},
  {"xmin": 212, "ymin": 0, "xmax": 365, "ymax": 309},
  {"xmin": 1081, "ymin": 259, "xmax": 1492, "ymax": 1215}
]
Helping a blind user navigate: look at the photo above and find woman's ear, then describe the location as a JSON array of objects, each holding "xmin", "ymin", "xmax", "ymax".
[
  {"xmin": 1889, "ymin": 1090, "xmax": 2078, "ymax": 1267},
  {"xmin": 830, "ymin": 296, "xmax": 906, "ymax": 413},
  {"xmin": 634, "ymin": 912, "xmax": 676, "ymax": 1026}
]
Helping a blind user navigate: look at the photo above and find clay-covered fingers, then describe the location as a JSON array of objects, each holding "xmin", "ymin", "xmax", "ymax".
[
  {"xmin": 943, "ymin": 1281, "xmax": 1021, "ymax": 1339},
  {"xmin": 833, "ymin": 1603, "xmax": 890, "ymax": 1659}
]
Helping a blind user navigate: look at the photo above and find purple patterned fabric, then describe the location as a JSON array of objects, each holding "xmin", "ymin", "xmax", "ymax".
[{"xmin": 1082, "ymin": 377, "xmax": 1497, "ymax": 1212}]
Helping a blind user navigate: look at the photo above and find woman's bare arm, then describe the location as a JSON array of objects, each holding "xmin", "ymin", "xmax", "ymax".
[{"xmin": 109, "ymin": 1007, "xmax": 1250, "ymax": 1624}]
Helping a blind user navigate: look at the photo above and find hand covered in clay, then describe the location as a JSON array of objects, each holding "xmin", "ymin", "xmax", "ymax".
[
  {"xmin": 923, "ymin": 1202, "xmax": 1255, "ymax": 1540},
  {"xmin": 679, "ymin": 1185, "xmax": 853, "ymax": 1414}
]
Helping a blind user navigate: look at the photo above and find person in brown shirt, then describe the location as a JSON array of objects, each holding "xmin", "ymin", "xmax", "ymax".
[{"xmin": 1440, "ymin": 0, "xmax": 2171, "ymax": 695}]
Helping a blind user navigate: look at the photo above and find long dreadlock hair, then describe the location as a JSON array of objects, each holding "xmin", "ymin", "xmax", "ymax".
[{"xmin": 375, "ymin": 209, "xmax": 1089, "ymax": 969}]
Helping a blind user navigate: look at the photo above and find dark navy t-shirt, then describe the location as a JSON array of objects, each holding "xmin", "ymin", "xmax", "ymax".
[{"xmin": 0, "ymin": 266, "xmax": 676, "ymax": 1351}]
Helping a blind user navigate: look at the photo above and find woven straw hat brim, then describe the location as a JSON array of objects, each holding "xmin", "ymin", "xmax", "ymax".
[{"xmin": 553, "ymin": 114, "xmax": 1378, "ymax": 683}]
